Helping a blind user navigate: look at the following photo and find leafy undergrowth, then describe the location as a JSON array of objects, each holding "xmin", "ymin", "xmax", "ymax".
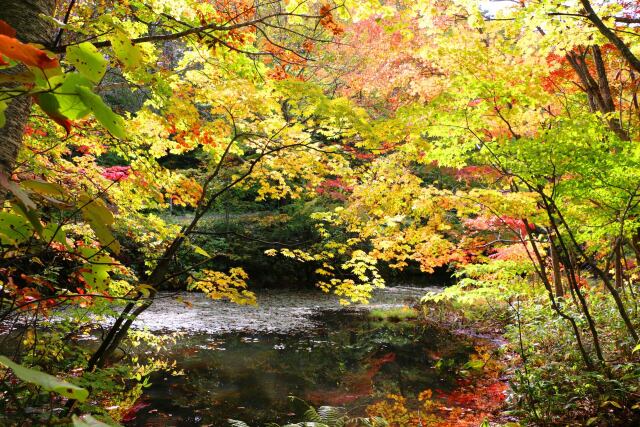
[{"xmin": 418, "ymin": 281, "xmax": 640, "ymax": 427}]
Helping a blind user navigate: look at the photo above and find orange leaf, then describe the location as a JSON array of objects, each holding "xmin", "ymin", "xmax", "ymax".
[
  {"xmin": 0, "ymin": 35, "xmax": 58, "ymax": 69},
  {"xmin": 0, "ymin": 20, "xmax": 16, "ymax": 38}
]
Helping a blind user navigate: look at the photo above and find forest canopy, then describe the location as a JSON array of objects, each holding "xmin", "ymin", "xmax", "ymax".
[{"xmin": 2, "ymin": 0, "xmax": 640, "ymax": 425}]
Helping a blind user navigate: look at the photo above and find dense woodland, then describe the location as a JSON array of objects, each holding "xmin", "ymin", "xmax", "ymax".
[{"xmin": 2, "ymin": 0, "xmax": 640, "ymax": 425}]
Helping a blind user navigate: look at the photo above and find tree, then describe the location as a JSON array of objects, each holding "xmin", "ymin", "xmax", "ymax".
[
  {"xmin": 0, "ymin": 0, "xmax": 55, "ymax": 176},
  {"xmin": 0, "ymin": 1, "xmax": 362, "ymax": 422}
]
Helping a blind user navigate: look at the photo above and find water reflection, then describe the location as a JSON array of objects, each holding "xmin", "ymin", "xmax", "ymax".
[{"xmin": 129, "ymin": 309, "xmax": 473, "ymax": 427}]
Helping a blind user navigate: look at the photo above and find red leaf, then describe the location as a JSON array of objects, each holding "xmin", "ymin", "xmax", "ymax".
[
  {"xmin": 0, "ymin": 34, "xmax": 58, "ymax": 69},
  {"xmin": 0, "ymin": 20, "xmax": 16, "ymax": 38},
  {"xmin": 51, "ymin": 116, "xmax": 73, "ymax": 136},
  {"xmin": 121, "ymin": 401, "xmax": 150, "ymax": 422}
]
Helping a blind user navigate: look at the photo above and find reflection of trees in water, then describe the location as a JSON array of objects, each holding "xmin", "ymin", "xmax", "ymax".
[{"xmin": 136, "ymin": 312, "xmax": 475, "ymax": 426}]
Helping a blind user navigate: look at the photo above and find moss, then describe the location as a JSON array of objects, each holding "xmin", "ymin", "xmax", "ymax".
[{"xmin": 368, "ymin": 307, "xmax": 418, "ymax": 322}]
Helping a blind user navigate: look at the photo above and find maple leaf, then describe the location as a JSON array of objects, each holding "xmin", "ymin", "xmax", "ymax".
[{"xmin": 0, "ymin": 35, "xmax": 58, "ymax": 69}]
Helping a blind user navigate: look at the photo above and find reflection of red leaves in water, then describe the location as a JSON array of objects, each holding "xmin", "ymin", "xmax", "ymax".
[
  {"xmin": 366, "ymin": 375, "xmax": 508, "ymax": 427},
  {"xmin": 121, "ymin": 401, "xmax": 151, "ymax": 422},
  {"xmin": 433, "ymin": 378, "xmax": 508, "ymax": 426},
  {"xmin": 366, "ymin": 345, "xmax": 508, "ymax": 427},
  {"xmin": 307, "ymin": 352, "xmax": 396, "ymax": 406}
]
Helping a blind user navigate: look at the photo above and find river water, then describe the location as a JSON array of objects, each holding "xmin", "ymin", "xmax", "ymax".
[
  {"xmin": 125, "ymin": 286, "xmax": 476, "ymax": 426},
  {"xmin": 134, "ymin": 286, "xmax": 439, "ymax": 334}
]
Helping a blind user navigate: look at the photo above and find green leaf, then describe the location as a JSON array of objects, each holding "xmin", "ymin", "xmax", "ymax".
[
  {"xmin": 79, "ymin": 248, "xmax": 115, "ymax": 290},
  {"xmin": 91, "ymin": 222, "xmax": 120, "ymax": 254},
  {"xmin": 0, "ymin": 172, "xmax": 35, "ymax": 210},
  {"xmin": 21, "ymin": 179, "xmax": 66, "ymax": 199},
  {"xmin": 79, "ymin": 195, "xmax": 120, "ymax": 254},
  {"xmin": 601, "ymin": 400, "xmax": 623, "ymax": 409},
  {"xmin": 54, "ymin": 73, "xmax": 93, "ymax": 119},
  {"xmin": 0, "ymin": 356, "xmax": 89, "ymax": 401},
  {"xmin": 30, "ymin": 64, "xmax": 63, "ymax": 89},
  {"xmin": 0, "ymin": 100, "xmax": 6, "ymax": 128},
  {"xmin": 76, "ymin": 85, "xmax": 127, "ymax": 138},
  {"xmin": 40, "ymin": 222, "xmax": 69, "ymax": 247},
  {"xmin": 0, "ymin": 211, "xmax": 33, "ymax": 245},
  {"xmin": 66, "ymin": 42, "xmax": 107, "ymax": 83},
  {"xmin": 193, "ymin": 244, "xmax": 211, "ymax": 258},
  {"xmin": 20, "ymin": 179, "xmax": 73, "ymax": 209},
  {"xmin": 34, "ymin": 90, "xmax": 63, "ymax": 116},
  {"xmin": 12, "ymin": 201, "xmax": 43, "ymax": 236},
  {"xmin": 79, "ymin": 195, "xmax": 115, "ymax": 225},
  {"xmin": 135, "ymin": 284, "xmax": 155, "ymax": 298},
  {"xmin": 110, "ymin": 31, "xmax": 143, "ymax": 69},
  {"xmin": 72, "ymin": 414, "xmax": 121, "ymax": 426},
  {"xmin": 464, "ymin": 359, "xmax": 485, "ymax": 370}
]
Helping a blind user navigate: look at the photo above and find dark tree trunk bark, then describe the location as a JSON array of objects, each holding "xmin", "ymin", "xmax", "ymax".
[
  {"xmin": 523, "ymin": 219, "xmax": 595, "ymax": 370},
  {"xmin": 615, "ymin": 238, "xmax": 624, "ymax": 289},
  {"xmin": 566, "ymin": 47, "xmax": 630, "ymax": 141},
  {"xmin": 0, "ymin": 0, "xmax": 56, "ymax": 178}
]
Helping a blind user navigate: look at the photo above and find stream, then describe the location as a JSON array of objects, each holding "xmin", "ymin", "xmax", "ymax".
[{"xmin": 125, "ymin": 286, "xmax": 478, "ymax": 427}]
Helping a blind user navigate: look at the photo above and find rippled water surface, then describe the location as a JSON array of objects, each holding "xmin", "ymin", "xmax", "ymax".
[{"xmin": 135, "ymin": 286, "xmax": 438, "ymax": 334}]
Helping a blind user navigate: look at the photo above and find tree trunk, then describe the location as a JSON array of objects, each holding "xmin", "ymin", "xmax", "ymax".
[
  {"xmin": 615, "ymin": 238, "xmax": 624, "ymax": 289},
  {"xmin": 550, "ymin": 237, "xmax": 565, "ymax": 297},
  {"xmin": 0, "ymin": 0, "xmax": 56, "ymax": 179},
  {"xmin": 566, "ymin": 48, "xmax": 630, "ymax": 141}
]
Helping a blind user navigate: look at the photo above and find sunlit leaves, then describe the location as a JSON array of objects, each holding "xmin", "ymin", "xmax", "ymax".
[
  {"xmin": 187, "ymin": 268, "xmax": 256, "ymax": 305},
  {"xmin": 0, "ymin": 211, "xmax": 33, "ymax": 245},
  {"xmin": 76, "ymin": 86, "xmax": 127, "ymax": 139},
  {"xmin": 20, "ymin": 180, "xmax": 66, "ymax": 200},
  {"xmin": 79, "ymin": 248, "xmax": 115, "ymax": 291},
  {"xmin": 79, "ymin": 195, "xmax": 121, "ymax": 254},
  {"xmin": 37, "ymin": 73, "xmax": 93, "ymax": 119},
  {"xmin": 66, "ymin": 42, "xmax": 107, "ymax": 83},
  {"xmin": 110, "ymin": 30, "xmax": 143, "ymax": 69}
]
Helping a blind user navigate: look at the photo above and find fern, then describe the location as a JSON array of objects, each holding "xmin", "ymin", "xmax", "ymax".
[
  {"xmin": 317, "ymin": 406, "xmax": 346, "ymax": 427},
  {"xmin": 303, "ymin": 407, "xmax": 323, "ymax": 423},
  {"xmin": 282, "ymin": 423, "xmax": 330, "ymax": 427},
  {"xmin": 229, "ymin": 398, "xmax": 388, "ymax": 427},
  {"xmin": 351, "ymin": 417, "xmax": 388, "ymax": 427}
]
